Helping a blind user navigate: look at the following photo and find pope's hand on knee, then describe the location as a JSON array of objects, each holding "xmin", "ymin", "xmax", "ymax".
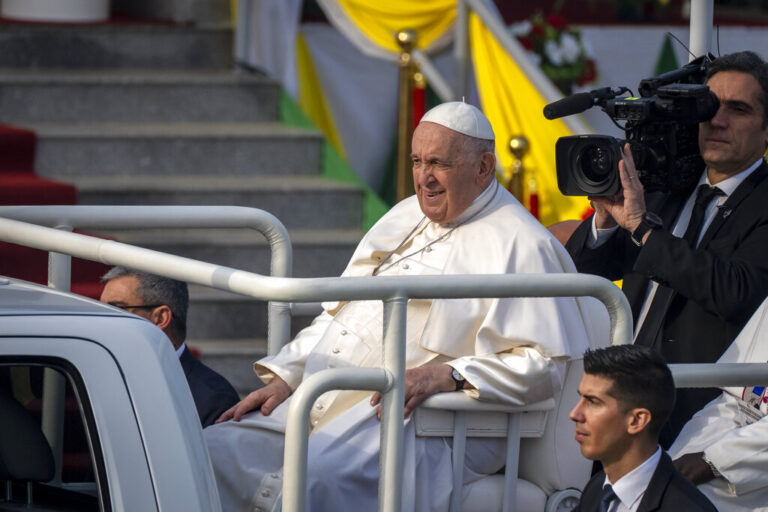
[
  {"xmin": 216, "ymin": 376, "xmax": 292, "ymax": 423},
  {"xmin": 370, "ymin": 364, "xmax": 459, "ymax": 420}
]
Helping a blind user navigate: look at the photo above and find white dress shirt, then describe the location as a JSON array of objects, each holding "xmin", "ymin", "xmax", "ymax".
[{"xmin": 604, "ymin": 446, "xmax": 662, "ymax": 512}]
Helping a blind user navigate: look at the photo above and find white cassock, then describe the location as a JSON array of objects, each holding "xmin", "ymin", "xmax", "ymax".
[
  {"xmin": 669, "ymin": 297, "xmax": 768, "ymax": 512},
  {"xmin": 205, "ymin": 181, "xmax": 606, "ymax": 511}
]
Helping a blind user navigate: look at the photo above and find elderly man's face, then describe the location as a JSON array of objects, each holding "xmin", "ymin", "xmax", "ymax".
[{"xmin": 411, "ymin": 122, "xmax": 493, "ymax": 224}]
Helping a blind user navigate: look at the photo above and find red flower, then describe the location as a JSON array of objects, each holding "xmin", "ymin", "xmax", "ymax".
[
  {"xmin": 577, "ymin": 59, "xmax": 597, "ymax": 86},
  {"xmin": 532, "ymin": 24, "xmax": 545, "ymax": 36},
  {"xmin": 519, "ymin": 37, "xmax": 533, "ymax": 51},
  {"xmin": 546, "ymin": 13, "xmax": 567, "ymax": 30}
]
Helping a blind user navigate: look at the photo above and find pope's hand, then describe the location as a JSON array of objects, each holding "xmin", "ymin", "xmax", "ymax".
[
  {"xmin": 215, "ymin": 375, "xmax": 292, "ymax": 423},
  {"xmin": 370, "ymin": 365, "xmax": 463, "ymax": 420}
]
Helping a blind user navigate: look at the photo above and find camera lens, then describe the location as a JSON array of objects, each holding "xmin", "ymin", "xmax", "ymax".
[
  {"xmin": 578, "ymin": 145, "xmax": 613, "ymax": 183},
  {"xmin": 555, "ymin": 135, "xmax": 621, "ymax": 196}
]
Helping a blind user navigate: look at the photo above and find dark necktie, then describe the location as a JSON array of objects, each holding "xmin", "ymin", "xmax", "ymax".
[
  {"xmin": 682, "ymin": 184, "xmax": 724, "ymax": 248},
  {"xmin": 599, "ymin": 484, "xmax": 617, "ymax": 512},
  {"xmin": 634, "ymin": 184, "xmax": 724, "ymax": 349}
]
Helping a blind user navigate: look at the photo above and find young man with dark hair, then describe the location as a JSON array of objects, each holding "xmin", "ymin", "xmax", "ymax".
[{"xmin": 570, "ymin": 345, "xmax": 716, "ymax": 511}]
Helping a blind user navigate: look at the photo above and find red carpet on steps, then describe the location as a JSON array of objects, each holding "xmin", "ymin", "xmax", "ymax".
[{"xmin": 0, "ymin": 123, "xmax": 109, "ymax": 298}]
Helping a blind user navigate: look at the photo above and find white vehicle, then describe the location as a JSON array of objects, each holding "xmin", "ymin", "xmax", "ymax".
[{"xmin": 0, "ymin": 276, "xmax": 221, "ymax": 511}]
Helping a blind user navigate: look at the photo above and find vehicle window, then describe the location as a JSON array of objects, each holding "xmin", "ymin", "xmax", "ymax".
[{"xmin": 0, "ymin": 361, "xmax": 106, "ymax": 511}]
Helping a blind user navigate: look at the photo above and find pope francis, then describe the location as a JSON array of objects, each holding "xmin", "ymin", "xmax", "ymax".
[{"xmin": 204, "ymin": 102, "xmax": 602, "ymax": 511}]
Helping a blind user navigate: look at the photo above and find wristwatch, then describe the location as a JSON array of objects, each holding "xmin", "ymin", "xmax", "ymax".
[
  {"xmin": 450, "ymin": 368, "xmax": 466, "ymax": 391},
  {"xmin": 631, "ymin": 211, "xmax": 664, "ymax": 246},
  {"xmin": 703, "ymin": 455, "xmax": 722, "ymax": 479}
]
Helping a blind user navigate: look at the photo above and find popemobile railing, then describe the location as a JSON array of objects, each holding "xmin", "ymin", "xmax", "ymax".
[
  {"xmin": 0, "ymin": 205, "xmax": 294, "ymax": 355},
  {"xmin": 0, "ymin": 205, "xmax": 296, "ymax": 486},
  {"xmin": 1, "ymin": 208, "xmax": 767, "ymax": 512}
]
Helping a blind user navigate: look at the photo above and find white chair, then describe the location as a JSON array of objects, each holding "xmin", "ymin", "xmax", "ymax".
[{"xmin": 416, "ymin": 358, "xmax": 590, "ymax": 512}]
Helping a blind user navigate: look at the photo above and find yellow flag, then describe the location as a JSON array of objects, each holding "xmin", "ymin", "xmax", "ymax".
[
  {"xmin": 331, "ymin": 0, "xmax": 455, "ymax": 53},
  {"xmin": 295, "ymin": 33, "xmax": 347, "ymax": 157},
  {"xmin": 470, "ymin": 13, "xmax": 591, "ymax": 226}
]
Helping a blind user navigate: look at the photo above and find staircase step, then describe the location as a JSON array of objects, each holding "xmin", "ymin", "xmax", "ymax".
[
  {"xmin": 103, "ymin": 227, "xmax": 362, "ymax": 276},
  {"xmin": 71, "ymin": 176, "xmax": 364, "ymax": 230},
  {"xmin": 187, "ymin": 285, "xmax": 319, "ymax": 340},
  {"xmin": 24, "ymin": 122, "xmax": 323, "ymax": 177},
  {"xmin": 0, "ymin": 70, "xmax": 280, "ymax": 123},
  {"xmin": 0, "ymin": 172, "xmax": 76, "ymax": 204},
  {"xmin": 187, "ymin": 339, "xmax": 267, "ymax": 395},
  {"xmin": 0, "ymin": 23, "xmax": 232, "ymax": 69}
]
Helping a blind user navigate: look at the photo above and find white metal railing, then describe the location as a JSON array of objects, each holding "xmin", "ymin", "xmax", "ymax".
[
  {"xmin": 0, "ymin": 216, "xmax": 632, "ymax": 512},
  {"xmin": 0, "ymin": 205, "xmax": 294, "ymax": 486},
  {"xmin": 2, "ymin": 212, "xmax": 765, "ymax": 512},
  {"xmin": 0, "ymin": 205, "xmax": 293, "ymax": 356}
]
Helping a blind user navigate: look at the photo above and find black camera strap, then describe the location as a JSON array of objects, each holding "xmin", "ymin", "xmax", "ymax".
[{"xmin": 635, "ymin": 185, "xmax": 724, "ymax": 348}]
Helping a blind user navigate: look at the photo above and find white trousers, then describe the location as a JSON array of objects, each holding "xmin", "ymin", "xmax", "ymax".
[{"xmin": 204, "ymin": 398, "xmax": 506, "ymax": 512}]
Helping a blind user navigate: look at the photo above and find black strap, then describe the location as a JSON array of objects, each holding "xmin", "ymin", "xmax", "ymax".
[{"xmin": 634, "ymin": 185, "xmax": 724, "ymax": 348}]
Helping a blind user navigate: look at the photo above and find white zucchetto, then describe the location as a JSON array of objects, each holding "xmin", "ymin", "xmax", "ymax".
[{"xmin": 419, "ymin": 101, "xmax": 495, "ymax": 141}]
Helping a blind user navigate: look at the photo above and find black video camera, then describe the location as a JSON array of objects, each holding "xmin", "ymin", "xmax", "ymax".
[{"xmin": 546, "ymin": 56, "xmax": 719, "ymax": 196}]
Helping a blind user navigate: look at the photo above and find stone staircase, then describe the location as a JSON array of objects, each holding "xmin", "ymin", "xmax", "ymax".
[{"xmin": 0, "ymin": 22, "xmax": 365, "ymax": 394}]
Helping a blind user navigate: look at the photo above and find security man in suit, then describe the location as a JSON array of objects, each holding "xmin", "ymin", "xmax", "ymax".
[
  {"xmin": 100, "ymin": 266, "xmax": 241, "ymax": 428},
  {"xmin": 566, "ymin": 50, "xmax": 768, "ymax": 446},
  {"xmin": 571, "ymin": 345, "xmax": 716, "ymax": 512}
]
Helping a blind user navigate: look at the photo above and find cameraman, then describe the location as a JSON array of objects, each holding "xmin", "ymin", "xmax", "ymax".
[{"xmin": 566, "ymin": 50, "xmax": 768, "ymax": 447}]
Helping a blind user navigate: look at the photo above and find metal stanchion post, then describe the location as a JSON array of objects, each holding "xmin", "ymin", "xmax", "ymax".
[
  {"xmin": 395, "ymin": 30, "xmax": 418, "ymax": 203},
  {"xmin": 507, "ymin": 135, "xmax": 528, "ymax": 202}
]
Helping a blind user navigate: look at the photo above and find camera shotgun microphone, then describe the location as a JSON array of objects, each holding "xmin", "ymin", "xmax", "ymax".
[
  {"xmin": 543, "ymin": 87, "xmax": 627, "ymax": 120},
  {"xmin": 543, "ymin": 92, "xmax": 595, "ymax": 120}
]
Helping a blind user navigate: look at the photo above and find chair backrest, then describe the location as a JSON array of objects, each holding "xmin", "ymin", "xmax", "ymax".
[
  {"xmin": 518, "ymin": 358, "xmax": 590, "ymax": 495},
  {"xmin": 0, "ymin": 391, "xmax": 55, "ymax": 482}
]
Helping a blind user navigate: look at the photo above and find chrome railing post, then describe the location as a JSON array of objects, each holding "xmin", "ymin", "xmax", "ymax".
[
  {"xmin": 379, "ymin": 297, "xmax": 408, "ymax": 512},
  {"xmin": 282, "ymin": 368, "xmax": 392, "ymax": 512},
  {"xmin": 42, "ymin": 223, "xmax": 73, "ymax": 484},
  {"xmin": 48, "ymin": 224, "xmax": 72, "ymax": 292},
  {"xmin": 689, "ymin": 0, "xmax": 714, "ymax": 60},
  {"xmin": 454, "ymin": 0, "xmax": 469, "ymax": 100}
]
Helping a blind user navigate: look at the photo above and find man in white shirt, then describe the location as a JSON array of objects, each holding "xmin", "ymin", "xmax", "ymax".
[
  {"xmin": 669, "ymin": 297, "xmax": 768, "ymax": 511},
  {"xmin": 204, "ymin": 102, "xmax": 605, "ymax": 511},
  {"xmin": 571, "ymin": 345, "xmax": 716, "ymax": 511}
]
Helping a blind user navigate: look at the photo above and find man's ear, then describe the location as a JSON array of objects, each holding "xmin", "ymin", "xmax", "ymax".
[
  {"xmin": 626, "ymin": 407, "xmax": 652, "ymax": 436},
  {"xmin": 477, "ymin": 151, "xmax": 496, "ymax": 186},
  {"xmin": 150, "ymin": 305, "xmax": 173, "ymax": 331}
]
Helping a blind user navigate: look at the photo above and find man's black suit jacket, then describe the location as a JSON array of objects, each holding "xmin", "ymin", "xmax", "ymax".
[
  {"xmin": 575, "ymin": 453, "xmax": 717, "ymax": 512},
  {"xmin": 179, "ymin": 346, "xmax": 240, "ymax": 428},
  {"xmin": 566, "ymin": 161, "xmax": 768, "ymax": 443}
]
